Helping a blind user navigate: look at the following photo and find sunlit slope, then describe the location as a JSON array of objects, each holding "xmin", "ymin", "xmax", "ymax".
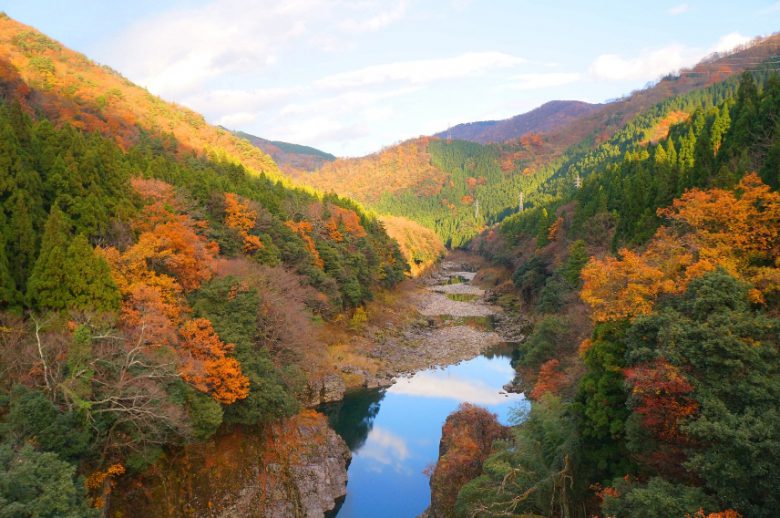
[{"xmin": 0, "ymin": 14, "xmax": 281, "ymax": 179}]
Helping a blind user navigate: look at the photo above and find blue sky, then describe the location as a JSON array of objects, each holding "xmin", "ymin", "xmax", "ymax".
[{"xmin": 2, "ymin": 1, "xmax": 779, "ymax": 156}]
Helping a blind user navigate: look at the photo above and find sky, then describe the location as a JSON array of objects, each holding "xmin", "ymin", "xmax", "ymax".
[{"xmin": 2, "ymin": 1, "xmax": 779, "ymax": 156}]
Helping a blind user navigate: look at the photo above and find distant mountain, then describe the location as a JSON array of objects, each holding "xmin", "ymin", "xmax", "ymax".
[
  {"xmin": 290, "ymin": 33, "xmax": 780, "ymax": 247},
  {"xmin": 435, "ymin": 100, "xmax": 601, "ymax": 144},
  {"xmin": 235, "ymin": 131, "xmax": 336, "ymax": 173}
]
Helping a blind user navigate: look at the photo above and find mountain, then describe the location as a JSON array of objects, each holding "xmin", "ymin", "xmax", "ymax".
[
  {"xmin": 434, "ymin": 100, "xmax": 601, "ymax": 144},
  {"xmin": 289, "ymin": 33, "xmax": 780, "ymax": 247},
  {"xmin": 235, "ymin": 130, "xmax": 336, "ymax": 173}
]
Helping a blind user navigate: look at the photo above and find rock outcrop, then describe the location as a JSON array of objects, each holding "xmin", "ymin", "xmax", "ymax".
[
  {"xmin": 426, "ymin": 404, "xmax": 509, "ymax": 518},
  {"xmin": 109, "ymin": 411, "xmax": 350, "ymax": 518}
]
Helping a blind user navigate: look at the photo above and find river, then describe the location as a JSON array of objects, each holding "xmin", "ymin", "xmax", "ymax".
[{"xmin": 323, "ymin": 345, "xmax": 527, "ymax": 517}]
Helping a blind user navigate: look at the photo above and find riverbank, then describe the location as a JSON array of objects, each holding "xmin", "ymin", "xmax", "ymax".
[{"xmin": 324, "ymin": 251, "xmax": 529, "ymax": 395}]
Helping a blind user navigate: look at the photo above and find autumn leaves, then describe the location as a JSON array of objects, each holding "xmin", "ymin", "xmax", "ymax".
[
  {"xmin": 100, "ymin": 178, "xmax": 249, "ymax": 405},
  {"xmin": 581, "ymin": 173, "xmax": 780, "ymax": 322}
]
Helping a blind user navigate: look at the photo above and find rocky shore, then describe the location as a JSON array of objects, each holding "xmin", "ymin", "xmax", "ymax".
[{"xmin": 335, "ymin": 255, "xmax": 527, "ymax": 389}]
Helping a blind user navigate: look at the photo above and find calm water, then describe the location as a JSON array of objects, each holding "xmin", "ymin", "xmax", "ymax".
[{"xmin": 322, "ymin": 345, "xmax": 528, "ymax": 518}]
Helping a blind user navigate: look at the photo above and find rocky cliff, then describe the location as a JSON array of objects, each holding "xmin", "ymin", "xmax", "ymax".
[{"xmin": 109, "ymin": 411, "xmax": 350, "ymax": 518}]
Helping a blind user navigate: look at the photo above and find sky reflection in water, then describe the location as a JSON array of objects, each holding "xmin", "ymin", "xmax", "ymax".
[{"xmin": 324, "ymin": 347, "xmax": 527, "ymax": 518}]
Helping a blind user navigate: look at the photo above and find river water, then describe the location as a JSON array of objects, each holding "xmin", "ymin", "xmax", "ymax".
[{"xmin": 322, "ymin": 344, "xmax": 527, "ymax": 518}]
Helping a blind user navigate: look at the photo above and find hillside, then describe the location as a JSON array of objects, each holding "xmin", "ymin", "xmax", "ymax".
[
  {"xmin": 0, "ymin": 14, "xmax": 411, "ymax": 515},
  {"xmin": 0, "ymin": 14, "xmax": 281, "ymax": 179},
  {"xmin": 235, "ymin": 130, "xmax": 336, "ymax": 173},
  {"xmin": 435, "ymin": 100, "xmax": 600, "ymax": 144},
  {"xmin": 292, "ymin": 33, "xmax": 780, "ymax": 248},
  {"xmin": 435, "ymin": 69, "xmax": 780, "ymax": 518}
]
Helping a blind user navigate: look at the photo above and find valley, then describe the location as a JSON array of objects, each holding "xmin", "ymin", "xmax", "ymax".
[{"xmin": 0, "ymin": 8, "xmax": 779, "ymax": 518}]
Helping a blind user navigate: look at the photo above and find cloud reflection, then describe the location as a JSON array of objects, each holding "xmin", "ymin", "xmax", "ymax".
[
  {"xmin": 357, "ymin": 426, "xmax": 411, "ymax": 474},
  {"xmin": 387, "ymin": 371, "xmax": 522, "ymax": 406}
]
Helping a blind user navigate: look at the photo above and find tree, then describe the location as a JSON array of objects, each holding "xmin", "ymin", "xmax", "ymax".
[
  {"xmin": 178, "ymin": 318, "xmax": 249, "ymax": 405},
  {"xmin": 26, "ymin": 206, "xmax": 71, "ymax": 310},
  {"xmin": 27, "ymin": 206, "xmax": 120, "ymax": 312},
  {"xmin": 224, "ymin": 192, "xmax": 263, "ymax": 253},
  {"xmin": 0, "ymin": 444, "xmax": 96, "ymax": 518}
]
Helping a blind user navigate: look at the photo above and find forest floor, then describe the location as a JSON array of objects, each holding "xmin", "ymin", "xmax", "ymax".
[{"xmin": 324, "ymin": 250, "xmax": 528, "ymax": 394}]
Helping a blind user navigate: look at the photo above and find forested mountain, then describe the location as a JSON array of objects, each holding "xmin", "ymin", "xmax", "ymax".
[
  {"xmin": 434, "ymin": 100, "xmax": 600, "ymax": 144},
  {"xmin": 0, "ymin": 14, "xmax": 409, "ymax": 514},
  {"xmin": 235, "ymin": 130, "xmax": 336, "ymax": 173},
  {"xmin": 432, "ymin": 70, "xmax": 780, "ymax": 518},
  {"xmin": 293, "ymin": 34, "xmax": 780, "ymax": 248}
]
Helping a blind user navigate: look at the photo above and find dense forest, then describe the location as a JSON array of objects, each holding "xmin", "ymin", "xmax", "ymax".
[
  {"xmin": 436, "ymin": 71, "xmax": 780, "ymax": 518},
  {"xmin": 0, "ymin": 16, "xmax": 413, "ymax": 514}
]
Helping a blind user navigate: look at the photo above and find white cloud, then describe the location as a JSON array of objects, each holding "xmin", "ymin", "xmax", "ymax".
[
  {"xmin": 589, "ymin": 44, "xmax": 696, "ymax": 81},
  {"xmin": 708, "ymin": 32, "xmax": 752, "ymax": 54},
  {"xmin": 667, "ymin": 3, "xmax": 691, "ymax": 15},
  {"xmin": 315, "ymin": 52, "xmax": 526, "ymax": 88},
  {"xmin": 100, "ymin": 0, "xmax": 409, "ymax": 97},
  {"xmin": 499, "ymin": 72, "xmax": 581, "ymax": 91},
  {"xmin": 341, "ymin": 0, "xmax": 408, "ymax": 32},
  {"xmin": 589, "ymin": 32, "xmax": 758, "ymax": 83}
]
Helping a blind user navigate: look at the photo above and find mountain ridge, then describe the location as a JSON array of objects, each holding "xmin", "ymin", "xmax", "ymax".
[{"xmin": 434, "ymin": 100, "xmax": 601, "ymax": 144}]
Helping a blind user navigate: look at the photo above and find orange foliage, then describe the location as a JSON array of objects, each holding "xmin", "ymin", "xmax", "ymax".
[
  {"xmin": 179, "ymin": 318, "xmax": 249, "ymax": 404},
  {"xmin": 430, "ymin": 404, "xmax": 508, "ymax": 516},
  {"xmin": 547, "ymin": 216, "xmax": 564, "ymax": 242},
  {"xmin": 641, "ymin": 110, "xmax": 690, "ymax": 145},
  {"xmin": 86, "ymin": 463, "xmax": 125, "ymax": 509},
  {"xmin": 461, "ymin": 194, "xmax": 474, "ymax": 205},
  {"xmin": 285, "ymin": 219, "xmax": 324, "ymax": 269},
  {"xmin": 325, "ymin": 205, "xmax": 367, "ymax": 242},
  {"xmin": 300, "ymin": 137, "xmax": 446, "ymax": 203},
  {"xmin": 224, "ymin": 193, "xmax": 263, "ymax": 253},
  {"xmin": 100, "ymin": 181, "xmax": 246, "ymax": 401},
  {"xmin": 530, "ymin": 359, "xmax": 566, "ymax": 399},
  {"xmin": 582, "ymin": 174, "xmax": 780, "ymax": 321}
]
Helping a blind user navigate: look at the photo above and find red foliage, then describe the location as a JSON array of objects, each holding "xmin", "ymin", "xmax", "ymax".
[
  {"xmin": 624, "ymin": 358, "xmax": 698, "ymax": 442},
  {"xmin": 530, "ymin": 359, "xmax": 566, "ymax": 399}
]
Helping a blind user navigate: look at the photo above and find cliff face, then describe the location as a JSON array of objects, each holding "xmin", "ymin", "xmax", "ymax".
[
  {"xmin": 427, "ymin": 404, "xmax": 509, "ymax": 518},
  {"xmin": 109, "ymin": 411, "xmax": 350, "ymax": 518}
]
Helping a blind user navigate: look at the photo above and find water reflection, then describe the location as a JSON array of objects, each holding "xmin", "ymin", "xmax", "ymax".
[
  {"xmin": 321, "ymin": 389, "xmax": 385, "ymax": 451},
  {"xmin": 328, "ymin": 348, "xmax": 527, "ymax": 518}
]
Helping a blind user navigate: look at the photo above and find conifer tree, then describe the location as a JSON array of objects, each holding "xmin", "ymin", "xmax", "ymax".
[{"xmin": 26, "ymin": 205, "xmax": 72, "ymax": 310}]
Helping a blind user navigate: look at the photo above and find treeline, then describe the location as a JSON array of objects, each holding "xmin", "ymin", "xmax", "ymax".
[
  {"xmin": 452, "ymin": 73, "xmax": 780, "ymax": 517},
  {"xmin": 0, "ymin": 101, "xmax": 407, "ymax": 514}
]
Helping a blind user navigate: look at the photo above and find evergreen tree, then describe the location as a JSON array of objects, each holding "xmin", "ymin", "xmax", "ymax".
[
  {"xmin": 26, "ymin": 206, "xmax": 71, "ymax": 310},
  {"xmin": 26, "ymin": 206, "xmax": 119, "ymax": 312},
  {"xmin": 64, "ymin": 234, "xmax": 120, "ymax": 312}
]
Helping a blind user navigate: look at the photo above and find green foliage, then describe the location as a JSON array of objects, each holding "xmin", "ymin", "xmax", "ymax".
[
  {"xmin": 455, "ymin": 395, "xmax": 579, "ymax": 517},
  {"xmin": 190, "ymin": 277, "xmax": 299, "ymax": 426},
  {"xmin": 0, "ymin": 444, "xmax": 96, "ymax": 518},
  {"xmin": 26, "ymin": 207, "xmax": 119, "ymax": 312},
  {"xmin": 561, "ymin": 240, "xmax": 588, "ymax": 287},
  {"xmin": 520, "ymin": 315, "xmax": 570, "ymax": 367},
  {"xmin": 185, "ymin": 389, "xmax": 223, "ymax": 441},
  {"xmin": 2, "ymin": 386, "xmax": 92, "ymax": 464},
  {"xmin": 601, "ymin": 477, "xmax": 716, "ymax": 518},
  {"xmin": 574, "ymin": 321, "xmax": 633, "ymax": 481},
  {"xmin": 624, "ymin": 271, "xmax": 780, "ymax": 517}
]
